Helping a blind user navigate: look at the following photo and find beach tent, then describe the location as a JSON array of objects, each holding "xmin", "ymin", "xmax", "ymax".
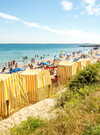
[
  {"xmin": 0, "ymin": 73, "xmax": 28, "ymax": 118},
  {"xmin": 20, "ymin": 69, "xmax": 51, "ymax": 103},
  {"xmin": 57, "ymin": 61, "xmax": 78, "ymax": 84}
]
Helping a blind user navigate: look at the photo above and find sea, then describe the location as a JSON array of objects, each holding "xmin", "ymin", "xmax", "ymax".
[{"xmin": 0, "ymin": 44, "xmax": 91, "ymax": 67}]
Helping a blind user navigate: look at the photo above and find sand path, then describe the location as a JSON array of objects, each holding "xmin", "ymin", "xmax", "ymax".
[{"xmin": 0, "ymin": 98, "xmax": 55, "ymax": 135}]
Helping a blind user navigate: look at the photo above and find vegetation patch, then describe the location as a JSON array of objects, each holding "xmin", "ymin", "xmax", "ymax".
[
  {"xmin": 69, "ymin": 63, "xmax": 100, "ymax": 95},
  {"xmin": 82, "ymin": 124, "xmax": 100, "ymax": 135},
  {"xmin": 10, "ymin": 117, "xmax": 45, "ymax": 135}
]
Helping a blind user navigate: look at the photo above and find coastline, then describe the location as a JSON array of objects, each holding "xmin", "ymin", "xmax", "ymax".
[
  {"xmin": 80, "ymin": 44, "xmax": 100, "ymax": 47},
  {"xmin": 0, "ymin": 43, "xmax": 91, "ymax": 66}
]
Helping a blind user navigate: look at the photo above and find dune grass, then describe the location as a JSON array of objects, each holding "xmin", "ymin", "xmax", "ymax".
[{"xmin": 10, "ymin": 117, "xmax": 45, "ymax": 135}]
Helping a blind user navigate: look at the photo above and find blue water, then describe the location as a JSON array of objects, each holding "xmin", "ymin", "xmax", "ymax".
[{"xmin": 0, "ymin": 44, "xmax": 90, "ymax": 66}]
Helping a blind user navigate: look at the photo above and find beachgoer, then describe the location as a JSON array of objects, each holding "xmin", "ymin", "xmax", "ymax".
[
  {"xmin": 9, "ymin": 68, "xmax": 13, "ymax": 73},
  {"xmin": 28, "ymin": 64, "xmax": 33, "ymax": 69},
  {"xmin": 31, "ymin": 58, "xmax": 35, "ymax": 63},
  {"xmin": 8, "ymin": 62, "xmax": 11, "ymax": 69},
  {"xmin": 15, "ymin": 63, "xmax": 18, "ymax": 68},
  {"xmin": 12, "ymin": 60, "xmax": 16, "ymax": 65},
  {"xmin": 1, "ymin": 67, "xmax": 6, "ymax": 73}
]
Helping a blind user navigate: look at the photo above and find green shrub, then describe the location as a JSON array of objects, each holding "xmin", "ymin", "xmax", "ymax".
[
  {"xmin": 69, "ymin": 64, "xmax": 99, "ymax": 94},
  {"xmin": 10, "ymin": 117, "xmax": 45, "ymax": 135},
  {"xmin": 82, "ymin": 124, "xmax": 100, "ymax": 135}
]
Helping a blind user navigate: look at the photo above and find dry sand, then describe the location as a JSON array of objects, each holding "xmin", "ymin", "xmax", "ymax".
[{"xmin": 0, "ymin": 98, "xmax": 55, "ymax": 135}]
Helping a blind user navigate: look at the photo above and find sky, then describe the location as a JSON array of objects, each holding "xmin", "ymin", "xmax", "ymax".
[{"xmin": 0, "ymin": 0, "xmax": 100, "ymax": 43}]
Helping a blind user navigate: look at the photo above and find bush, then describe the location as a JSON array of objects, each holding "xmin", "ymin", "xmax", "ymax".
[
  {"xmin": 82, "ymin": 124, "xmax": 100, "ymax": 135},
  {"xmin": 69, "ymin": 64, "xmax": 99, "ymax": 94},
  {"xmin": 10, "ymin": 117, "xmax": 45, "ymax": 135}
]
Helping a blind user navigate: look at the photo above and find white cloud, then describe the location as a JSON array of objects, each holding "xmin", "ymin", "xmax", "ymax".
[
  {"xmin": 22, "ymin": 21, "xmax": 40, "ymax": 28},
  {"xmin": 42, "ymin": 26, "xmax": 58, "ymax": 33},
  {"xmin": 61, "ymin": 1, "xmax": 73, "ymax": 11},
  {"xmin": 27, "ymin": 24, "xmax": 100, "ymax": 43},
  {"xmin": 0, "ymin": 12, "xmax": 19, "ymax": 21},
  {"xmin": 86, "ymin": 4, "xmax": 100, "ymax": 15},
  {"xmin": 0, "ymin": 12, "xmax": 100, "ymax": 43},
  {"xmin": 82, "ymin": 0, "xmax": 100, "ymax": 15},
  {"xmin": 83, "ymin": 0, "xmax": 96, "ymax": 5}
]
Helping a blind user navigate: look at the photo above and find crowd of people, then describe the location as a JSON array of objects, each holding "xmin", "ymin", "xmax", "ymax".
[
  {"xmin": 1, "ymin": 60, "xmax": 24, "ymax": 73},
  {"xmin": 1, "ymin": 60, "xmax": 17, "ymax": 73},
  {"xmin": 0, "ymin": 48, "xmax": 100, "ymax": 77}
]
